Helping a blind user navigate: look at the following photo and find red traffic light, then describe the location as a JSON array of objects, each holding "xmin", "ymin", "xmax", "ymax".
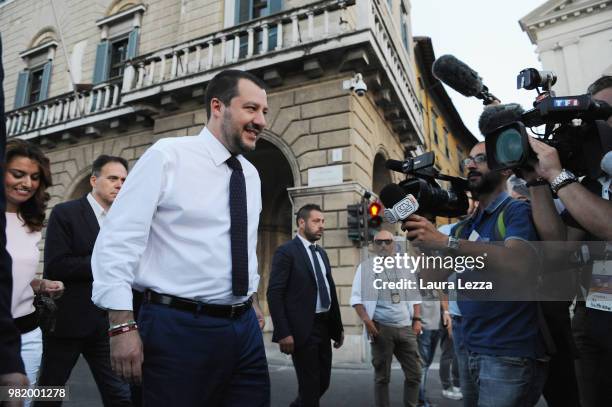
[{"xmin": 368, "ymin": 202, "xmax": 382, "ymax": 217}]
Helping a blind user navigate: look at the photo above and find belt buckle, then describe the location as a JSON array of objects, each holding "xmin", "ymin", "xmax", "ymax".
[{"xmin": 230, "ymin": 304, "xmax": 239, "ymax": 318}]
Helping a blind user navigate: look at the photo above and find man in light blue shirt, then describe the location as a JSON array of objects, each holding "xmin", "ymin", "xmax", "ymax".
[{"xmin": 351, "ymin": 230, "xmax": 422, "ymax": 407}]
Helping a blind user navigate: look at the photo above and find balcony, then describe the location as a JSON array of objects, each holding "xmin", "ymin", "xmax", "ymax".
[{"xmin": 6, "ymin": 0, "xmax": 423, "ymax": 144}]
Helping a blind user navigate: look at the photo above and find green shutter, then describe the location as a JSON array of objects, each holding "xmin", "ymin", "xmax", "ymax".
[
  {"xmin": 93, "ymin": 41, "xmax": 111, "ymax": 84},
  {"xmin": 266, "ymin": 0, "xmax": 282, "ymax": 50},
  {"xmin": 268, "ymin": 0, "xmax": 282, "ymax": 13},
  {"xmin": 39, "ymin": 61, "xmax": 52, "ymax": 102},
  {"xmin": 14, "ymin": 70, "xmax": 29, "ymax": 109},
  {"xmin": 127, "ymin": 28, "xmax": 140, "ymax": 59}
]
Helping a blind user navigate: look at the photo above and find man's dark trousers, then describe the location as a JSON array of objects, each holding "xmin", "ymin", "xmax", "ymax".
[
  {"xmin": 36, "ymin": 197, "xmax": 131, "ymax": 406},
  {"xmin": 138, "ymin": 302, "xmax": 270, "ymax": 406},
  {"xmin": 291, "ymin": 313, "xmax": 332, "ymax": 407}
]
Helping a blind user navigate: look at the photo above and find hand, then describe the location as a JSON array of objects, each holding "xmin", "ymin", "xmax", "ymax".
[
  {"xmin": 516, "ymin": 167, "xmax": 541, "ymax": 184},
  {"xmin": 333, "ymin": 332, "xmax": 344, "ymax": 349},
  {"xmin": 411, "ymin": 320, "xmax": 422, "ymax": 335},
  {"xmin": 253, "ymin": 304, "xmax": 265, "ymax": 331},
  {"xmin": 401, "ymin": 215, "xmax": 447, "ymax": 244},
  {"xmin": 110, "ymin": 330, "xmax": 143, "ymax": 384},
  {"xmin": 40, "ymin": 279, "xmax": 64, "ymax": 299},
  {"xmin": 364, "ymin": 319, "xmax": 379, "ymax": 339},
  {"xmin": 278, "ymin": 335, "xmax": 295, "ymax": 354},
  {"xmin": 527, "ymin": 137, "xmax": 563, "ymax": 183},
  {"xmin": 443, "ymin": 312, "xmax": 453, "ymax": 338},
  {"xmin": 0, "ymin": 372, "xmax": 29, "ymax": 407}
]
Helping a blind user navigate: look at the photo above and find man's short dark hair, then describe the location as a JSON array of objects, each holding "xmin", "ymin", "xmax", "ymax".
[
  {"xmin": 296, "ymin": 204, "xmax": 322, "ymax": 226},
  {"xmin": 204, "ymin": 69, "xmax": 267, "ymax": 120},
  {"xmin": 91, "ymin": 155, "xmax": 128, "ymax": 177},
  {"xmin": 588, "ymin": 76, "xmax": 612, "ymax": 96}
]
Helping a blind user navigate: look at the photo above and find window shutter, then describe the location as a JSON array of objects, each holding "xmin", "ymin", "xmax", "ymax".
[
  {"xmin": 267, "ymin": 0, "xmax": 282, "ymax": 50},
  {"xmin": 268, "ymin": 0, "xmax": 282, "ymax": 14},
  {"xmin": 127, "ymin": 28, "xmax": 140, "ymax": 59},
  {"xmin": 93, "ymin": 41, "xmax": 111, "ymax": 84},
  {"xmin": 39, "ymin": 61, "xmax": 52, "ymax": 102},
  {"xmin": 14, "ymin": 70, "xmax": 29, "ymax": 109}
]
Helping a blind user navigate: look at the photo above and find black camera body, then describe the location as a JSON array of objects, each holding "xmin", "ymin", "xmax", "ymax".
[
  {"xmin": 385, "ymin": 152, "xmax": 469, "ymax": 218},
  {"xmin": 485, "ymin": 73, "xmax": 612, "ymax": 178}
]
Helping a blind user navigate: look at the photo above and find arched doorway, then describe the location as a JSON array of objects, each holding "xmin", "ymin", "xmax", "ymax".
[
  {"xmin": 372, "ymin": 152, "xmax": 392, "ymax": 196},
  {"xmin": 243, "ymin": 138, "xmax": 294, "ymax": 319},
  {"xmin": 69, "ymin": 175, "xmax": 92, "ymax": 200}
]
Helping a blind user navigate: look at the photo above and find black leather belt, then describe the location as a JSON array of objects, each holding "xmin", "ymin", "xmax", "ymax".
[
  {"xmin": 14, "ymin": 311, "xmax": 38, "ymax": 334},
  {"xmin": 144, "ymin": 290, "xmax": 252, "ymax": 319}
]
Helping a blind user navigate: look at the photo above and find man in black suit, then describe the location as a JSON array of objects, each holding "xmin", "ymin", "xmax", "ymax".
[
  {"xmin": 0, "ymin": 32, "xmax": 30, "ymax": 402},
  {"xmin": 268, "ymin": 204, "xmax": 344, "ymax": 407},
  {"xmin": 36, "ymin": 155, "xmax": 131, "ymax": 406}
]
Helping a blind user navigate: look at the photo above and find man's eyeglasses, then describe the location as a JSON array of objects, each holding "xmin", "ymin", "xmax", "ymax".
[
  {"xmin": 462, "ymin": 154, "xmax": 487, "ymax": 167},
  {"xmin": 374, "ymin": 239, "xmax": 393, "ymax": 246}
]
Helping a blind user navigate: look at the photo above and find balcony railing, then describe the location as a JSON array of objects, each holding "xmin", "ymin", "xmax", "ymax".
[
  {"xmin": 122, "ymin": 0, "xmax": 355, "ymax": 93},
  {"xmin": 5, "ymin": 0, "xmax": 423, "ymax": 143},
  {"xmin": 5, "ymin": 82, "xmax": 122, "ymax": 137}
]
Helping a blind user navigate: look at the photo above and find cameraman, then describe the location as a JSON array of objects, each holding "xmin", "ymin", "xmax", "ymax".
[
  {"xmin": 525, "ymin": 76, "xmax": 612, "ymax": 407},
  {"xmin": 402, "ymin": 141, "xmax": 547, "ymax": 407}
]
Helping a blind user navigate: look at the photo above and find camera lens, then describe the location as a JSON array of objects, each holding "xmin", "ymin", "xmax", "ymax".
[{"xmin": 496, "ymin": 128, "xmax": 524, "ymax": 165}]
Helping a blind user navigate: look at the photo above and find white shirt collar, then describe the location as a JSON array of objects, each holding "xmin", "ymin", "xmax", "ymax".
[
  {"xmin": 87, "ymin": 193, "xmax": 107, "ymax": 226},
  {"xmin": 199, "ymin": 127, "xmax": 234, "ymax": 167},
  {"xmin": 297, "ymin": 233, "xmax": 318, "ymax": 250}
]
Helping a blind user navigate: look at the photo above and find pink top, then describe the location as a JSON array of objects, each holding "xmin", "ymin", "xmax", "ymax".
[{"xmin": 6, "ymin": 212, "xmax": 41, "ymax": 318}]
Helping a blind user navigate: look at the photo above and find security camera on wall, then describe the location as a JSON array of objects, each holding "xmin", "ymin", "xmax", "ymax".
[{"xmin": 343, "ymin": 73, "xmax": 368, "ymax": 96}]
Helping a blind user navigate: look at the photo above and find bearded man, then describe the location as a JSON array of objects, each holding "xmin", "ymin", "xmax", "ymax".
[{"xmin": 92, "ymin": 69, "xmax": 270, "ymax": 406}]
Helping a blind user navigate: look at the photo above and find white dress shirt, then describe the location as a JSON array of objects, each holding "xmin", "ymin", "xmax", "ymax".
[
  {"xmin": 86, "ymin": 193, "xmax": 106, "ymax": 226},
  {"xmin": 296, "ymin": 234, "xmax": 331, "ymax": 313},
  {"xmin": 92, "ymin": 127, "xmax": 262, "ymax": 309}
]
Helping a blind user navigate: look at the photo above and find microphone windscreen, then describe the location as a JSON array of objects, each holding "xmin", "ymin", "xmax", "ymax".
[
  {"xmin": 432, "ymin": 55, "xmax": 483, "ymax": 97},
  {"xmin": 478, "ymin": 103, "xmax": 525, "ymax": 135},
  {"xmin": 385, "ymin": 159, "xmax": 404, "ymax": 173},
  {"xmin": 380, "ymin": 183, "xmax": 407, "ymax": 209}
]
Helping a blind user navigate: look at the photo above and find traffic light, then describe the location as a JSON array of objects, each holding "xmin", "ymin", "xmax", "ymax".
[
  {"xmin": 367, "ymin": 202, "xmax": 383, "ymax": 240},
  {"xmin": 347, "ymin": 203, "xmax": 365, "ymax": 242},
  {"xmin": 368, "ymin": 202, "xmax": 383, "ymax": 229}
]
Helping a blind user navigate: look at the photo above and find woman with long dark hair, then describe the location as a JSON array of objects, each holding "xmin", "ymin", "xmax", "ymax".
[{"xmin": 5, "ymin": 139, "xmax": 63, "ymax": 404}]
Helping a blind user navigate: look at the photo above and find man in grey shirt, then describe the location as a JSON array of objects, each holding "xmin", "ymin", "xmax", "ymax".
[{"xmin": 351, "ymin": 230, "xmax": 422, "ymax": 407}]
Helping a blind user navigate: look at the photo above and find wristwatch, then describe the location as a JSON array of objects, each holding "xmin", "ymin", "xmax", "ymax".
[
  {"xmin": 447, "ymin": 235, "xmax": 460, "ymax": 251},
  {"xmin": 550, "ymin": 169, "xmax": 577, "ymax": 194}
]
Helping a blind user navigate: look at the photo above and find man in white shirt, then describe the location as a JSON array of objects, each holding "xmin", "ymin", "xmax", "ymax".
[
  {"xmin": 38, "ymin": 155, "xmax": 131, "ymax": 407},
  {"xmin": 350, "ymin": 230, "xmax": 422, "ymax": 407},
  {"xmin": 92, "ymin": 70, "xmax": 270, "ymax": 406}
]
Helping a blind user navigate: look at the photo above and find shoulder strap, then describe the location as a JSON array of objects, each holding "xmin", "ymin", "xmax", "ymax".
[{"xmin": 493, "ymin": 197, "xmax": 514, "ymax": 241}]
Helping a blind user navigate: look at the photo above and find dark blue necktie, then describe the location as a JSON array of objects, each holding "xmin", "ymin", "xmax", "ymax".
[
  {"xmin": 226, "ymin": 156, "xmax": 248, "ymax": 296},
  {"xmin": 309, "ymin": 245, "xmax": 331, "ymax": 309}
]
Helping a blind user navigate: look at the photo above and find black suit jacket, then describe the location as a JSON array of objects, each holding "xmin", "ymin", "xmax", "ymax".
[
  {"xmin": 0, "ymin": 33, "xmax": 25, "ymax": 375},
  {"xmin": 43, "ymin": 196, "xmax": 107, "ymax": 337},
  {"xmin": 267, "ymin": 236, "xmax": 343, "ymax": 348}
]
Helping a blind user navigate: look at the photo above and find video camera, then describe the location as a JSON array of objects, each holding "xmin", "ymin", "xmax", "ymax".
[
  {"xmin": 383, "ymin": 152, "xmax": 469, "ymax": 218},
  {"xmin": 485, "ymin": 68, "xmax": 612, "ymax": 178}
]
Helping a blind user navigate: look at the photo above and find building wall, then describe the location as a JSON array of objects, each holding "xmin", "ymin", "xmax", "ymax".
[{"xmin": 521, "ymin": 3, "xmax": 612, "ymax": 95}]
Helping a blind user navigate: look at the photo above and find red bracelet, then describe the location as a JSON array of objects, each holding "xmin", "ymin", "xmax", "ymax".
[{"xmin": 108, "ymin": 323, "xmax": 138, "ymax": 337}]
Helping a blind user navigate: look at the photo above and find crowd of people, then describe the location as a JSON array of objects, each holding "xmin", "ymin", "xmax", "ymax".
[{"xmin": 0, "ymin": 46, "xmax": 611, "ymax": 407}]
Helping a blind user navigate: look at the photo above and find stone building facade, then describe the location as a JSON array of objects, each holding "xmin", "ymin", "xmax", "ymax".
[
  {"xmin": 2, "ymin": 0, "xmax": 425, "ymax": 361},
  {"xmin": 520, "ymin": 0, "xmax": 612, "ymax": 96}
]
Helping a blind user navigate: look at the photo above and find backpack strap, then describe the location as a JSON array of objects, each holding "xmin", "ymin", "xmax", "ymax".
[{"xmin": 493, "ymin": 197, "xmax": 514, "ymax": 241}]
